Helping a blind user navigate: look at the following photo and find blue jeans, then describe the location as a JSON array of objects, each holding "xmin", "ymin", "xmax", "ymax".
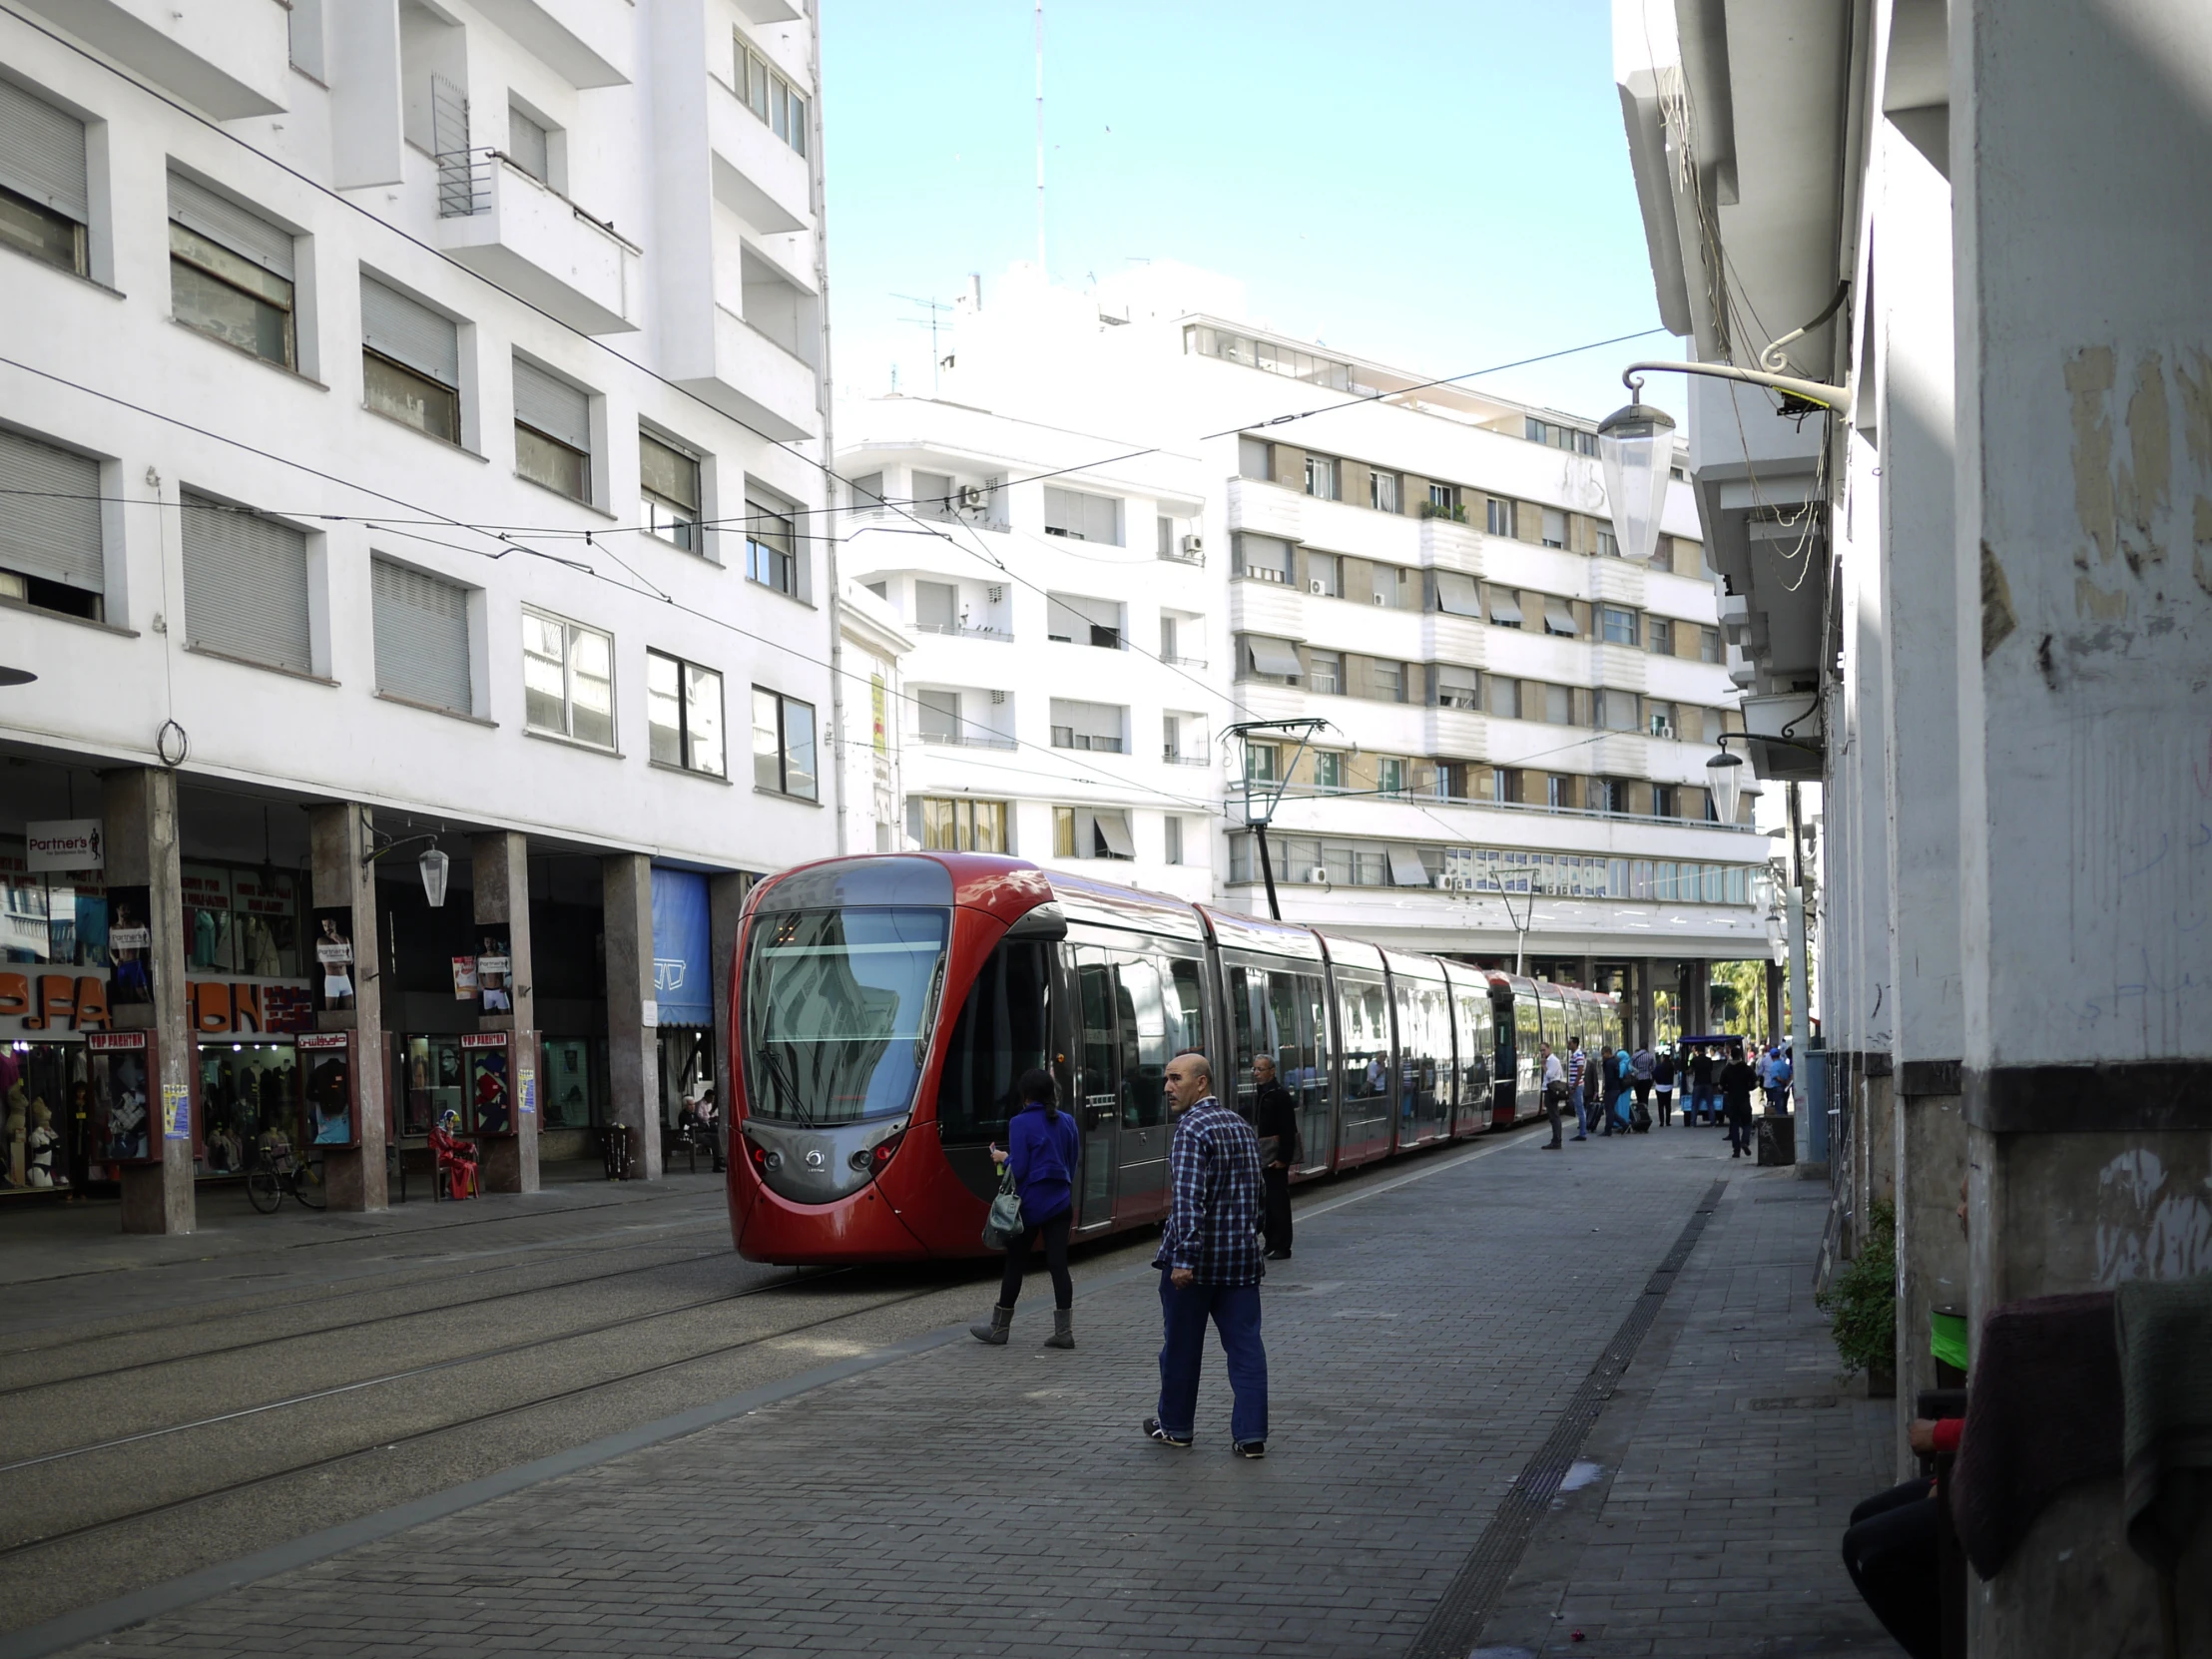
[
  {"xmin": 1157, "ymin": 1273, "xmax": 1269, "ymax": 1444},
  {"xmin": 1570, "ymin": 1085, "xmax": 1588, "ymax": 1134}
]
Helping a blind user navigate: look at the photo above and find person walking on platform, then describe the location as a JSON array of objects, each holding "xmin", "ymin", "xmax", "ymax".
[
  {"xmin": 1145, "ymin": 1050, "xmax": 1269, "ymax": 1457},
  {"xmin": 1720, "ymin": 1044, "xmax": 1760, "ymax": 1159},
  {"xmin": 1653, "ymin": 1046, "xmax": 1677, "ymax": 1127},
  {"xmin": 1631, "ymin": 1043, "xmax": 1655, "ymax": 1120},
  {"xmin": 971, "ymin": 1068, "xmax": 1082, "ymax": 1350},
  {"xmin": 1567, "ymin": 1039, "xmax": 1588, "ymax": 1137},
  {"xmin": 1597, "ymin": 1045, "xmax": 1620, "ymax": 1137},
  {"xmin": 1541, "ymin": 1041, "xmax": 1571, "ymax": 1146},
  {"xmin": 1251, "ymin": 1055, "xmax": 1300, "ymax": 1260}
]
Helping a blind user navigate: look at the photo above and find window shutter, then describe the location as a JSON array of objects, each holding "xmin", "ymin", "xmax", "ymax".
[
  {"xmin": 1433, "ymin": 570, "xmax": 1481, "ymax": 617},
  {"xmin": 1543, "ymin": 596, "xmax": 1577, "ymax": 635},
  {"xmin": 1387, "ymin": 847, "xmax": 1429, "ymax": 888},
  {"xmin": 1244, "ymin": 636, "xmax": 1302, "ymax": 678},
  {"xmin": 513, "ymin": 357, "xmax": 589, "ymax": 448},
  {"xmin": 371, "ymin": 556, "xmax": 472, "ymax": 713},
  {"xmin": 361, "ymin": 277, "xmax": 458, "ymax": 386},
  {"xmin": 0, "ymin": 428, "xmax": 102, "ymax": 593},
  {"xmin": 1487, "ymin": 588, "xmax": 1523, "ymax": 626},
  {"xmin": 180, "ymin": 490, "xmax": 311, "ymax": 673},
  {"xmin": 167, "ymin": 171, "xmax": 293, "ymax": 278},
  {"xmin": 0, "ymin": 79, "xmax": 87, "ymax": 221},
  {"xmin": 639, "ymin": 433, "xmax": 699, "ymax": 509},
  {"xmin": 1094, "ymin": 813, "xmax": 1135, "ymax": 859}
]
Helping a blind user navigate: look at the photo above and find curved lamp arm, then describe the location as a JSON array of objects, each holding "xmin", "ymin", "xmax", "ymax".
[{"xmin": 1622, "ymin": 359, "xmax": 1853, "ymax": 417}]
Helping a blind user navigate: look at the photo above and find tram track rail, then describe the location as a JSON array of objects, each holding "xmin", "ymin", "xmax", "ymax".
[
  {"xmin": 0, "ymin": 1267, "xmax": 958, "ymax": 1562},
  {"xmin": 0, "ymin": 1241, "xmax": 744, "ymax": 1397}
]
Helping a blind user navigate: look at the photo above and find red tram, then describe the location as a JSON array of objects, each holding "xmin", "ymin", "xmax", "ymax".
[{"xmin": 726, "ymin": 853, "xmax": 1620, "ymax": 1264}]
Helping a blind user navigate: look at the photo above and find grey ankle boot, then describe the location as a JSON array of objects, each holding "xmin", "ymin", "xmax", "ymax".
[
  {"xmin": 1045, "ymin": 1307, "xmax": 1075, "ymax": 1350},
  {"xmin": 970, "ymin": 1305, "xmax": 1013, "ymax": 1345}
]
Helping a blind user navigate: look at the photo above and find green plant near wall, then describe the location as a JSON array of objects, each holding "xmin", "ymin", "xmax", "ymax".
[
  {"xmin": 1417, "ymin": 500, "xmax": 1469, "ymax": 523},
  {"xmin": 1818, "ymin": 1198, "xmax": 1897, "ymax": 1376}
]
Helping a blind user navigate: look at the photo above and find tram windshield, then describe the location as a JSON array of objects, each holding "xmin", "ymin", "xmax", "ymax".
[{"xmin": 744, "ymin": 907, "xmax": 949, "ymax": 1124}]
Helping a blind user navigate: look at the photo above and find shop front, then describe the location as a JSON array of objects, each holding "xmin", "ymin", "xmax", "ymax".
[{"xmin": 651, "ymin": 867, "xmax": 716, "ymax": 1132}]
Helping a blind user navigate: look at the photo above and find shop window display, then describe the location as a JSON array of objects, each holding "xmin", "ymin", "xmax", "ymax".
[
  {"xmin": 181, "ymin": 864, "xmax": 301, "ymax": 977},
  {"xmin": 542, "ymin": 1037, "xmax": 607, "ymax": 1129},
  {"xmin": 196, "ymin": 1040, "xmax": 295, "ymax": 1176},
  {"xmin": 398, "ymin": 1035, "xmax": 465, "ymax": 1139},
  {"xmin": 657, "ymin": 1028, "xmax": 714, "ymax": 1129}
]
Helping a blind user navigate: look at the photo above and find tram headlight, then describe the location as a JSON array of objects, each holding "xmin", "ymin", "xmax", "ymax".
[
  {"xmin": 851, "ymin": 1128, "xmax": 906, "ymax": 1178},
  {"xmin": 748, "ymin": 1143, "xmax": 782, "ymax": 1175}
]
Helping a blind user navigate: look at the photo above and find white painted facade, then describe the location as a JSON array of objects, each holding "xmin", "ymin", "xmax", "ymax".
[
  {"xmin": 0, "ymin": 0, "xmax": 835, "ymax": 872},
  {"xmin": 841, "ymin": 268, "xmax": 1776, "ymax": 1011}
]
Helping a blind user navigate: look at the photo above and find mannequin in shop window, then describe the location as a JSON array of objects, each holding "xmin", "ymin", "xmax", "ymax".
[
  {"xmin": 205, "ymin": 1119, "xmax": 242, "ymax": 1173},
  {"xmin": 5, "ymin": 1086, "xmax": 26, "ymax": 1187},
  {"xmin": 27, "ymin": 1099, "xmax": 62, "ymax": 1187}
]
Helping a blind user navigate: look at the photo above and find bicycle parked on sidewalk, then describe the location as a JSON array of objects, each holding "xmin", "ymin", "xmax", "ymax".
[{"xmin": 247, "ymin": 1139, "xmax": 326, "ymax": 1213}]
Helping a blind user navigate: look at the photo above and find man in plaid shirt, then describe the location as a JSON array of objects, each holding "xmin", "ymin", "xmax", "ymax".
[{"xmin": 1145, "ymin": 1050, "xmax": 1270, "ymax": 1457}]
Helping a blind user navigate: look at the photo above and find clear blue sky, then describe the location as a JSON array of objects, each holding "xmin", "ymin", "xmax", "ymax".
[{"xmin": 819, "ymin": 0, "xmax": 1674, "ymax": 426}]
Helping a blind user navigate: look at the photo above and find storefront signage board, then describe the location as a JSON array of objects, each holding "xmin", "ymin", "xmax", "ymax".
[
  {"xmin": 296, "ymin": 1031, "xmax": 357, "ymax": 1148},
  {"xmin": 459, "ymin": 1032, "xmax": 513, "ymax": 1137},
  {"xmin": 26, "ymin": 820, "xmax": 103, "ymax": 871}
]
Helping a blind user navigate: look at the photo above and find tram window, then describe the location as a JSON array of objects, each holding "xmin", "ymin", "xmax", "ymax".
[
  {"xmin": 1114, "ymin": 955, "xmax": 1168, "ymax": 1128},
  {"xmin": 1164, "ymin": 956, "xmax": 1207, "ymax": 1056},
  {"xmin": 936, "ymin": 938, "xmax": 1051, "ymax": 1144},
  {"xmin": 1075, "ymin": 959, "xmax": 1116, "ymax": 1114},
  {"xmin": 1337, "ymin": 974, "xmax": 1390, "ymax": 1101}
]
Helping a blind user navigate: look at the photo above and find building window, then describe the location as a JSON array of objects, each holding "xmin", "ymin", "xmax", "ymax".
[
  {"xmin": 747, "ymin": 492, "xmax": 805, "ymax": 597},
  {"xmin": 0, "ymin": 428, "xmax": 104, "ymax": 620},
  {"xmin": 1370, "ymin": 660, "xmax": 1404, "ymax": 703},
  {"xmin": 1241, "ymin": 634, "xmax": 1303, "ymax": 683},
  {"xmin": 169, "ymin": 174, "xmax": 295, "ymax": 369},
  {"xmin": 1493, "ymin": 767, "xmax": 1521, "ymax": 804},
  {"xmin": 1054, "ymin": 806, "xmax": 1134, "ymax": 860},
  {"xmin": 1547, "ymin": 775, "xmax": 1572, "ymax": 811},
  {"xmin": 1601, "ymin": 605, "xmax": 1639, "ymax": 646},
  {"xmin": 1435, "ymin": 665, "xmax": 1480, "ymax": 710},
  {"xmin": 1700, "ymin": 626, "xmax": 1722, "ymax": 664},
  {"xmin": 508, "ymin": 104, "xmax": 552, "ymax": 183},
  {"xmin": 1233, "ymin": 532, "xmax": 1293, "ymax": 583},
  {"xmin": 362, "ymin": 277, "xmax": 461, "ymax": 443},
  {"xmin": 1307, "ymin": 650, "xmax": 1342, "ymax": 695},
  {"xmin": 371, "ymin": 557, "xmax": 471, "ymax": 714},
  {"xmin": 1164, "ymin": 816, "xmax": 1185, "ymax": 865},
  {"xmin": 752, "ymin": 688, "xmax": 818, "ymax": 798},
  {"xmin": 918, "ymin": 797, "xmax": 1006, "ymax": 852},
  {"xmin": 1541, "ymin": 507, "xmax": 1567, "ymax": 548},
  {"xmin": 1653, "ymin": 784, "xmax": 1679, "ymax": 819},
  {"xmin": 0, "ymin": 81, "xmax": 88, "ymax": 277},
  {"xmin": 1486, "ymin": 497, "xmax": 1515, "ymax": 537},
  {"xmin": 1428, "ymin": 482, "xmax": 1455, "ymax": 516},
  {"xmin": 1042, "ymin": 485, "xmax": 1121, "ymax": 544},
  {"xmin": 1315, "ymin": 751, "xmax": 1345, "ymax": 791},
  {"xmin": 1647, "ymin": 700, "xmax": 1678, "ymax": 740},
  {"xmin": 648, "ymin": 649, "xmax": 725, "ymax": 776},
  {"xmin": 523, "ymin": 609, "xmax": 615, "ymax": 748},
  {"xmin": 1488, "ymin": 587, "xmax": 1524, "ymax": 629},
  {"xmin": 737, "ymin": 38, "xmax": 809, "ymax": 155},
  {"xmin": 640, "ymin": 432, "xmax": 703, "ymax": 551},
  {"xmin": 180, "ymin": 490, "xmax": 311, "ymax": 674},
  {"xmin": 1378, "ymin": 758, "xmax": 1407, "ymax": 797},
  {"xmin": 1045, "ymin": 592, "xmax": 1122, "ymax": 649},
  {"xmin": 1239, "ymin": 435, "xmax": 1272, "ymax": 480},
  {"xmin": 1542, "ymin": 683, "xmax": 1574, "ymax": 725},
  {"xmin": 1244, "ymin": 742, "xmax": 1280, "ymax": 784},
  {"xmin": 1488, "ymin": 676, "xmax": 1520, "ymax": 720},
  {"xmin": 1542, "ymin": 597, "xmax": 1578, "ymax": 637},
  {"xmin": 1049, "ymin": 699, "xmax": 1124, "ymax": 753},
  {"xmin": 1370, "ymin": 470, "xmax": 1399, "ymax": 513},
  {"xmin": 915, "ymin": 688, "xmax": 960, "ymax": 743},
  {"xmin": 514, "ymin": 357, "xmax": 592, "ymax": 502},
  {"xmin": 1597, "ymin": 689, "xmax": 1640, "ymax": 732},
  {"xmin": 1595, "ymin": 779, "xmax": 1627, "ymax": 814},
  {"xmin": 1186, "ymin": 324, "xmax": 1355, "ymax": 390},
  {"xmin": 1647, "ymin": 616, "xmax": 1672, "ymax": 655},
  {"xmin": 1304, "ymin": 454, "xmax": 1338, "ymax": 500},
  {"xmin": 1305, "ymin": 550, "xmax": 1342, "ymax": 597}
]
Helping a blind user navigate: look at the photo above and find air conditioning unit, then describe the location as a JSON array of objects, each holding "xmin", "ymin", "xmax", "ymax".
[
  {"xmin": 956, "ymin": 485, "xmax": 989, "ymax": 513},
  {"xmin": 1305, "ymin": 867, "xmax": 1331, "ymax": 885},
  {"xmin": 1308, "ymin": 578, "xmax": 1327, "ymax": 595},
  {"xmin": 1373, "ymin": 593, "xmax": 1388, "ymax": 606},
  {"xmin": 989, "ymin": 690, "xmax": 1006, "ymax": 706},
  {"xmin": 1181, "ymin": 533, "xmax": 1204, "ymax": 556}
]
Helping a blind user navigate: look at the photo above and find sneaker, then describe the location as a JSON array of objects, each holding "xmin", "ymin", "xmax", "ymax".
[
  {"xmin": 1571, "ymin": 1134, "xmax": 1588, "ymax": 1142},
  {"xmin": 1264, "ymin": 1249, "xmax": 1292, "ymax": 1260},
  {"xmin": 1234, "ymin": 1440, "xmax": 1267, "ymax": 1459},
  {"xmin": 1543, "ymin": 1141, "xmax": 1561, "ymax": 1150},
  {"xmin": 1143, "ymin": 1416, "xmax": 1193, "ymax": 1448}
]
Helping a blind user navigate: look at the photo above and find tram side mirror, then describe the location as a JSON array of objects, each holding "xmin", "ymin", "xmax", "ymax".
[{"xmin": 1004, "ymin": 903, "xmax": 1068, "ymax": 941}]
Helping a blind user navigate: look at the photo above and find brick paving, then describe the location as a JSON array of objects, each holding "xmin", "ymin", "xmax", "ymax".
[{"xmin": 42, "ymin": 1131, "xmax": 1895, "ymax": 1659}]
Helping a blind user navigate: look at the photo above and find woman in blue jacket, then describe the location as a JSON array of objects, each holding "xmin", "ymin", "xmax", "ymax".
[{"xmin": 970, "ymin": 1068, "xmax": 1083, "ymax": 1351}]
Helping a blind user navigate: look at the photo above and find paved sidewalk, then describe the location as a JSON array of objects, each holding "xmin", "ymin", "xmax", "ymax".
[{"xmin": 35, "ymin": 1130, "xmax": 1891, "ymax": 1659}]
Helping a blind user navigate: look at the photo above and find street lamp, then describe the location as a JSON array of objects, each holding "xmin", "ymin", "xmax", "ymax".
[
  {"xmin": 1596, "ymin": 389, "xmax": 1676, "ymax": 566},
  {"xmin": 1707, "ymin": 737, "xmax": 1745, "ymax": 827},
  {"xmin": 361, "ymin": 817, "xmax": 454, "ymax": 908}
]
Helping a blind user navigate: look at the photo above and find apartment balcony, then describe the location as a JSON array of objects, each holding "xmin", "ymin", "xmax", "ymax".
[
  {"xmin": 670, "ymin": 305, "xmax": 820, "ymax": 440},
  {"xmin": 913, "ymin": 621, "xmax": 1013, "ymax": 644},
  {"xmin": 1158, "ymin": 540, "xmax": 1208, "ymax": 569},
  {"xmin": 436, "ymin": 156, "xmax": 641, "ymax": 334},
  {"xmin": 1225, "ymin": 477, "xmax": 1306, "ymax": 542},
  {"xmin": 1418, "ymin": 516, "xmax": 1484, "ymax": 574},
  {"xmin": 468, "ymin": 0, "xmax": 633, "ymax": 87},
  {"xmin": 1420, "ymin": 613, "xmax": 1490, "ymax": 668},
  {"xmin": 1162, "ymin": 749, "xmax": 1215, "ymax": 768},
  {"xmin": 1422, "ymin": 705, "xmax": 1488, "ymax": 754},
  {"xmin": 1590, "ymin": 554, "xmax": 1650, "ymax": 607},
  {"xmin": 1228, "ymin": 578, "xmax": 1305, "ymax": 638},
  {"xmin": 913, "ymin": 730, "xmax": 1016, "ymax": 752},
  {"xmin": 1296, "ymin": 494, "xmax": 1420, "ymax": 562},
  {"xmin": 18, "ymin": 0, "xmax": 286, "ymax": 115},
  {"xmin": 1591, "ymin": 642, "xmax": 1651, "ymax": 692},
  {"xmin": 709, "ymin": 75, "xmax": 813, "ymax": 235}
]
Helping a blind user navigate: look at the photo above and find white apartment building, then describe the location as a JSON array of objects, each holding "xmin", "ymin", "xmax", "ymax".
[
  {"xmin": 832, "ymin": 577, "xmax": 914, "ymax": 855},
  {"xmin": 869, "ymin": 267, "xmax": 1775, "ymax": 1035},
  {"xmin": 835, "ymin": 396, "xmax": 1220, "ymax": 906},
  {"xmin": 0, "ymin": 0, "xmax": 834, "ymax": 1229}
]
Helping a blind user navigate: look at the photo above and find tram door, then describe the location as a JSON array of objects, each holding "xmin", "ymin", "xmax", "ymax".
[{"xmin": 1070, "ymin": 952, "xmax": 1120, "ymax": 1231}]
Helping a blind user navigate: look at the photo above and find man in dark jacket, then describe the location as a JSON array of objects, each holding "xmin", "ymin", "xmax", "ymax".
[
  {"xmin": 1719, "ymin": 1044, "xmax": 1760, "ymax": 1158},
  {"xmin": 1251, "ymin": 1056, "xmax": 1300, "ymax": 1260}
]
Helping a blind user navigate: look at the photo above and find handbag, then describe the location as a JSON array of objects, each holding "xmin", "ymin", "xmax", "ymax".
[{"xmin": 981, "ymin": 1163, "xmax": 1025, "ymax": 1251}]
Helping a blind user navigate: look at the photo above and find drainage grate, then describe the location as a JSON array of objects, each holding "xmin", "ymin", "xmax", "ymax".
[{"xmin": 1402, "ymin": 1181, "xmax": 1728, "ymax": 1659}]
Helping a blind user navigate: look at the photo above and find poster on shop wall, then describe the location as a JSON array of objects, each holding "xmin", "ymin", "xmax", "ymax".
[
  {"xmin": 297, "ymin": 1032, "xmax": 356, "ymax": 1148},
  {"xmin": 107, "ymin": 885, "xmax": 155, "ymax": 1012},
  {"xmin": 311, "ymin": 907, "xmax": 356, "ymax": 1012},
  {"xmin": 180, "ymin": 863, "xmax": 233, "ymax": 971},
  {"xmin": 450, "ymin": 955, "xmax": 478, "ymax": 999},
  {"xmin": 474, "ymin": 923, "xmax": 512, "ymax": 1013}
]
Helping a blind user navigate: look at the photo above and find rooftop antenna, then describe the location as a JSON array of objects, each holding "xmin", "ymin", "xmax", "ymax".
[
  {"xmin": 1033, "ymin": 0, "xmax": 1045, "ymax": 275},
  {"xmin": 893, "ymin": 292, "xmax": 954, "ymax": 394}
]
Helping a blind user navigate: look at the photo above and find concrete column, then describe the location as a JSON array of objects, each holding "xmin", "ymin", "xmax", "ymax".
[
  {"xmin": 474, "ymin": 831, "xmax": 537, "ymax": 1195},
  {"xmin": 603, "ymin": 853, "xmax": 662, "ymax": 1181},
  {"xmin": 308, "ymin": 805, "xmax": 386, "ymax": 1212},
  {"xmin": 1955, "ymin": 2, "xmax": 2212, "ymax": 1648},
  {"xmin": 1634, "ymin": 959, "xmax": 1655, "ymax": 1051},
  {"xmin": 709, "ymin": 871, "xmax": 750, "ymax": 1166},
  {"xmin": 102, "ymin": 768, "xmax": 194, "ymax": 1235},
  {"xmin": 1875, "ymin": 116, "xmax": 1970, "ymax": 1475}
]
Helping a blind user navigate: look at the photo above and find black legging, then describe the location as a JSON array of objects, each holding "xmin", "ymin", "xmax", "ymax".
[
  {"xmin": 999, "ymin": 1209, "xmax": 1073, "ymax": 1311},
  {"xmin": 1842, "ymin": 1478, "xmax": 1938, "ymax": 1659}
]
